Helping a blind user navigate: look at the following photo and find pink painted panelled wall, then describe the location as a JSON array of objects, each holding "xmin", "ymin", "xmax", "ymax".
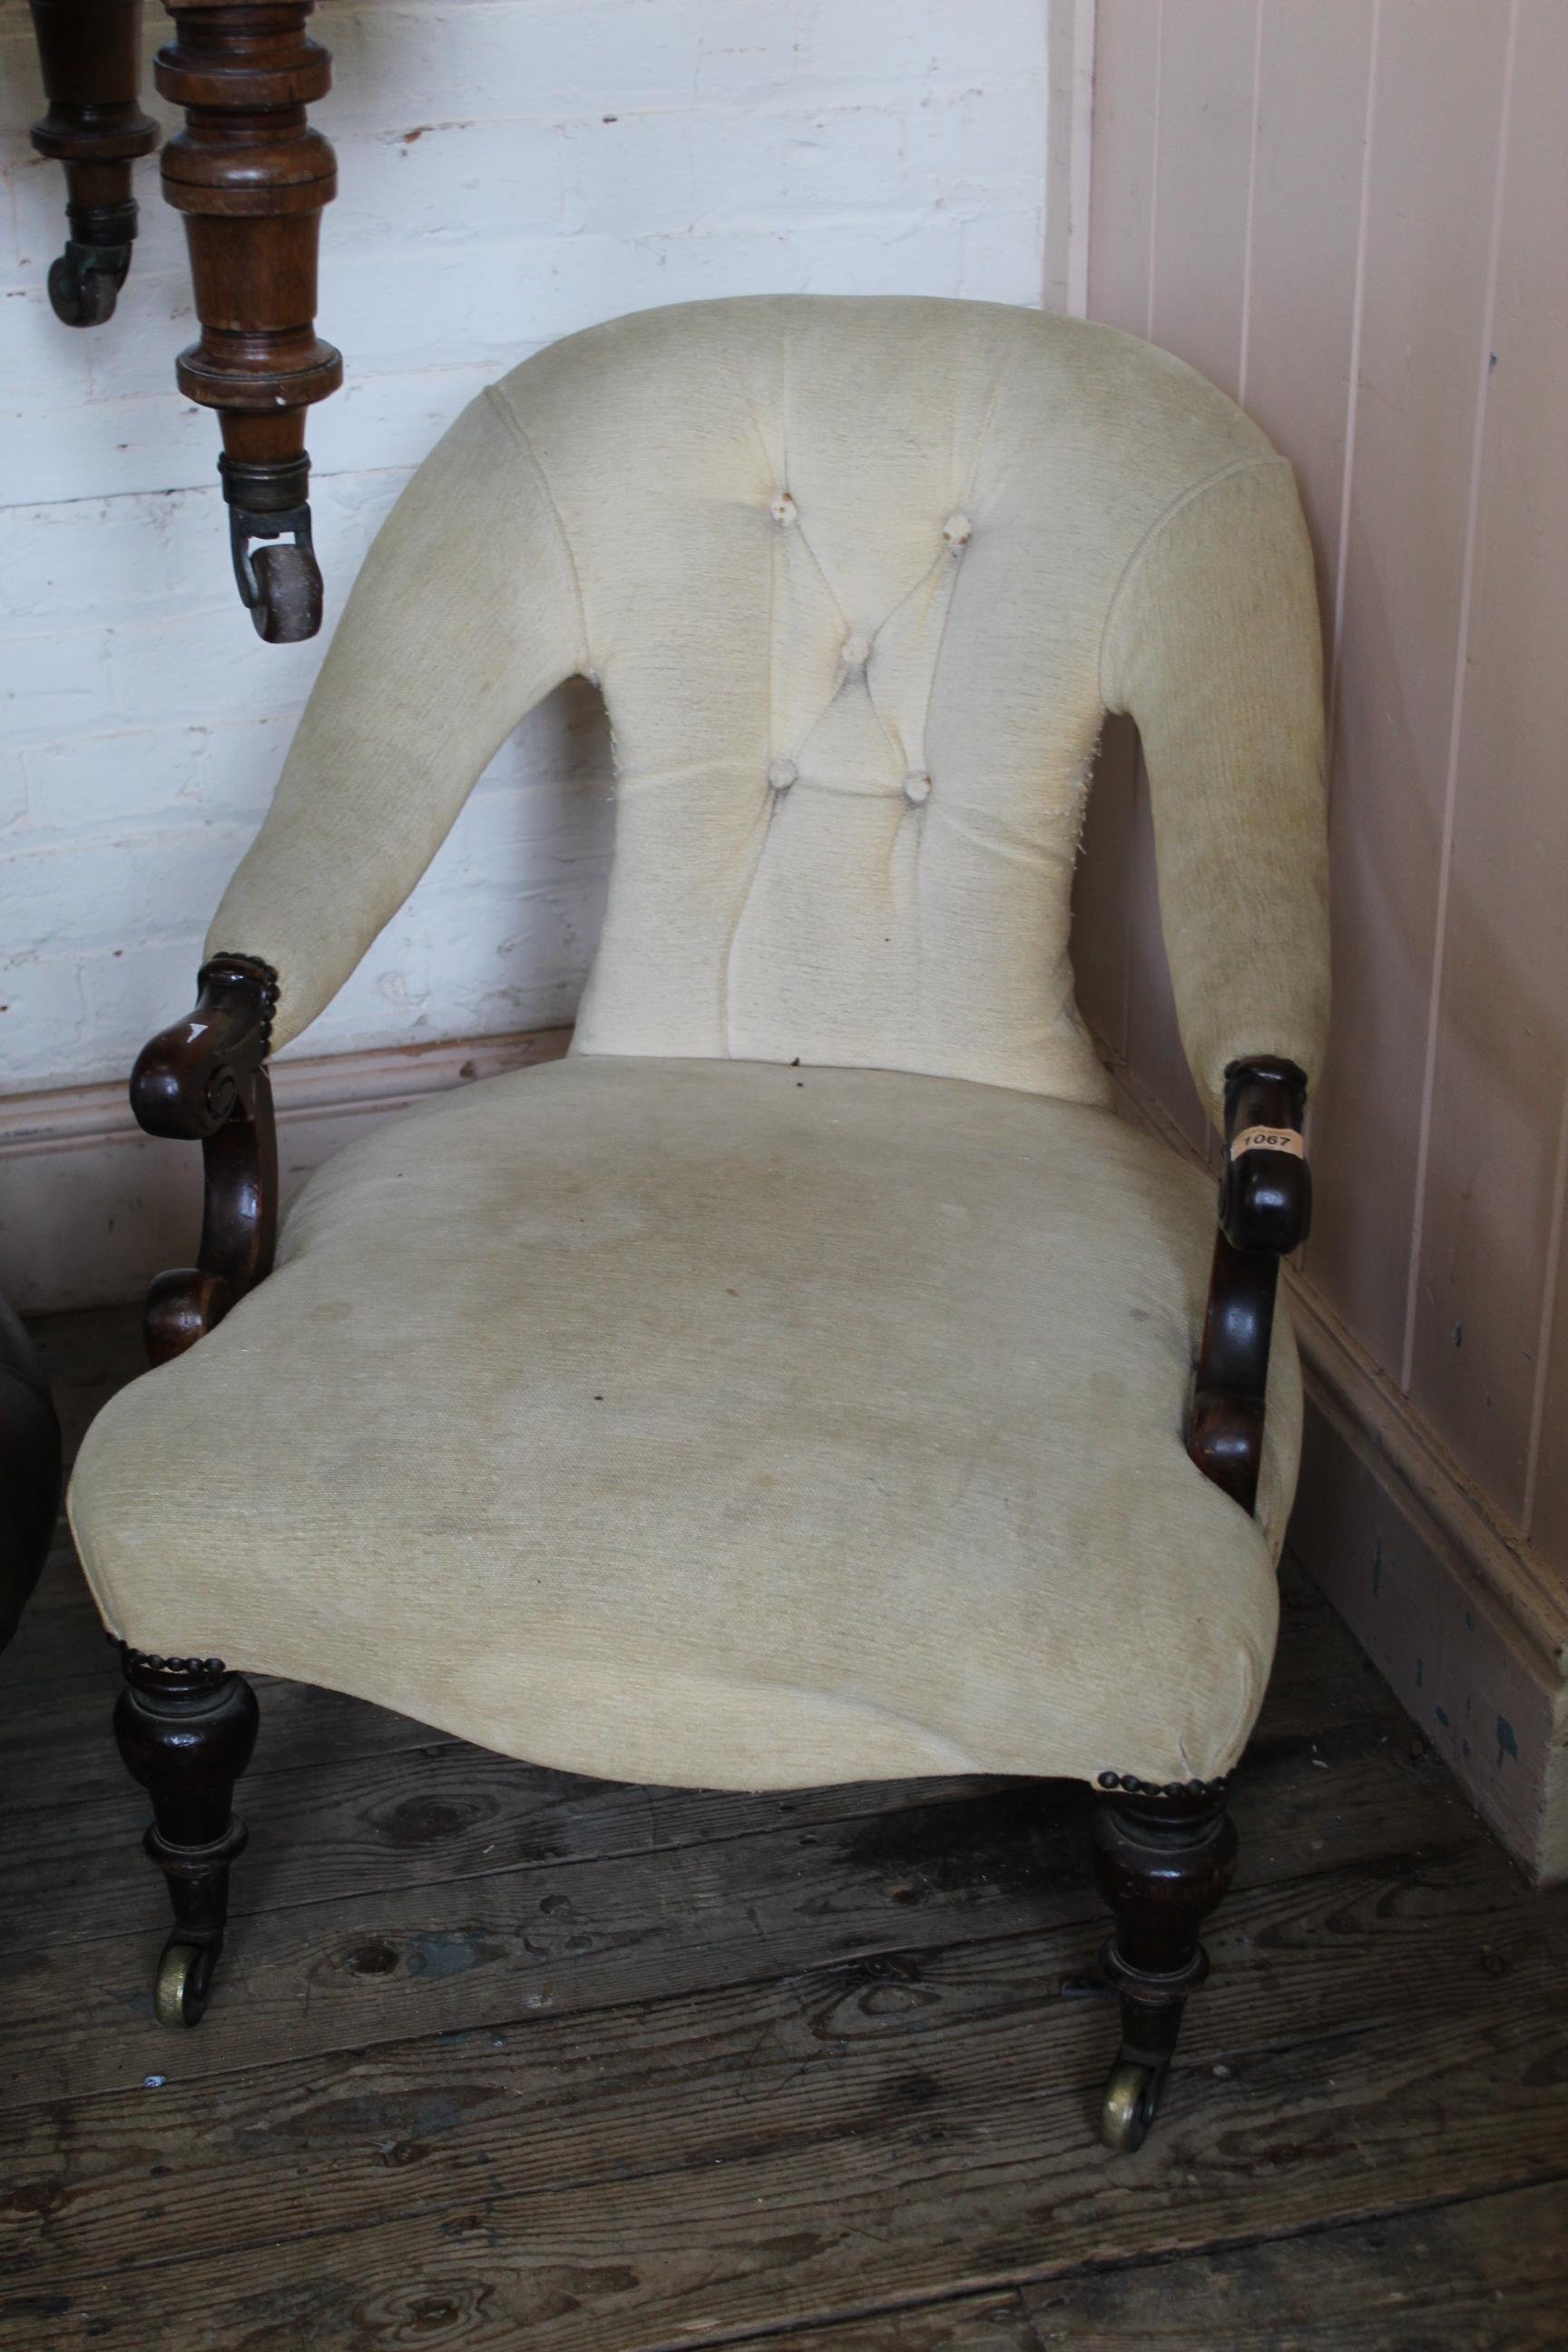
[{"xmin": 1075, "ymin": 0, "xmax": 1568, "ymax": 1579}]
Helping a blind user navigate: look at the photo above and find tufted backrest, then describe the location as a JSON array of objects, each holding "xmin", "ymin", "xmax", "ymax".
[{"xmin": 209, "ymin": 297, "xmax": 1329, "ymax": 1122}]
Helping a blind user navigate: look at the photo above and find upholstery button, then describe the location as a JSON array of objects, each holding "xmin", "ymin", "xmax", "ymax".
[
  {"xmin": 943, "ymin": 511, "xmax": 972, "ymax": 548},
  {"xmin": 839, "ymin": 631, "xmax": 871, "ymax": 669},
  {"xmin": 768, "ymin": 759, "xmax": 798, "ymax": 793},
  {"xmin": 769, "ymin": 492, "xmax": 798, "ymax": 526},
  {"xmin": 903, "ymin": 769, "xmax": 931, "ymax": 806}
]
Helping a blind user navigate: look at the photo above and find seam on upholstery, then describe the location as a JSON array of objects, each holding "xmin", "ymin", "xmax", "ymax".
[
  {"xmin": 485, "ymin": 383, "xmax": 593, "ymax": 677},
  {"xmin": 742, "ymin": 391, "xmax": 779, "ymax": 497},
  {"xmin": 719, "ymin": 338, "xmax": 798, "ymax": 1056},
  {"xmin": 792, "ymin": 505, "xmax": 853, "ymax": 637},
  {"xmin": 760, "ymin": 384, "xmax": 782, "ymax": 787},
  {"xmin": 539, "ymin": 1655, "xmax": 988, "ymax": 1772},
  {"xmin": 779, "ymin": 774, "xmax": 913, "ymax": 806},
  {"xmin": 1096, "ymin": 453, "xmax": 1290, "ymax": 709},
  {"xmin": 1214, "ymin": 1639, "xmax": 1263, "ymax": 1779},
  {"xmin": 611, "ymin": 755, "xmax": 743, "ymax": 797},
  {"xmin": 720, "ymin": 783, "xmax": 782, "ymax": 1058},
  {"xmin": 861, "ymin": 664, "xmax": 908, "ymax": 776},
  {"xmin": 722, "ymin": 421, "xmax": 780, "ymax": 1056},
  {"xmin": 871, "ymin": 542, "xmax": 947, "ymax": 645},
  {"xmin": 494, "ymin": 1661, "xmax": 989, "ymax": 1779},
  {"xmin": 917, "ymin": 369, "xmax": 1002, "ymax": 763},
  {"xmin": 897, "ymin": 373, "xmax": 998, "ymax": 986},
  {"xmin": 929, "ymin": 805, "xmax": 1058, "ymax": 874},
  {"xmin": 766, "ymin": 417, "xmax": 779, "ymax": 775},
  {"xmin": 862, "ymin": 546, "xmax": 948, "ymax": 779}
]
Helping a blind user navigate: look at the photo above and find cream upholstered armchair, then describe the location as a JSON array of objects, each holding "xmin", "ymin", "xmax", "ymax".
[{"xmin": 70, "ymin": 296, "xmax": 1328, "ymax": 2152}]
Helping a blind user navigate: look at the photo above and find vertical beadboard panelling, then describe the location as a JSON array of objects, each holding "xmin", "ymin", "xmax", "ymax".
[
  {"xmin": 1408, "ymin": 1, "xmax": 1568, "ymax": 1543},
  {"xmin": 1081, "ymin": 0, "xmax": 1161, "ymax": 338},
  {"xmin": 1071, "ymin": 0, "xmax": 1162, "ymax": 1061},
  {"xmin": 1146, "ymin": 0, "xmax": 1257, "ymax": 401},
  {"xmin": 1240, "ymin": 1, "xmax": 1376, "ymax": 636},
  {"xmin": 1043, "ymin": 0, "xmax": 1096, "ymax": 318},
  {"xmin": 1304, "ymin": 0, "xmax": 1513, "ymax": 1378}
]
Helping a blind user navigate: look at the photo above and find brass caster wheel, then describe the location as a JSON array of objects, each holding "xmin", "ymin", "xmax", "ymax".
[
  {"xmin": 1100, "ymin": 2057, "xmax": 1161, "ymax": 2152},
  {"xmin": 155, "ymin": 1937, "xmax": 216, "ymax": 2029}
]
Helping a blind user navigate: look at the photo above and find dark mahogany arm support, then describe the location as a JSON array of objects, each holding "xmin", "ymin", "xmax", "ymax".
[
  {"xmin": 1187, "ymin": 1055, "xmax": 1311, "ymax": 1516},
  {"xmin": 131, "ymin": 954, "xmax": 280, "ymax": 1367}
]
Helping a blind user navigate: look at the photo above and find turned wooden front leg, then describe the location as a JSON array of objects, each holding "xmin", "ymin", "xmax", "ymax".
[
  {"xmin": 1092, "ymin": 1783, "xmax": 1238, "ymax": 2151},
  {"xmin": 114, "ymin": 1651, "xmax": 260, "ymax": 2026}
]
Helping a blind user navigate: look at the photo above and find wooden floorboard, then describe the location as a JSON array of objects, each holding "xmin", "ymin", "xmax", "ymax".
[
  {"xmin": 3, "ymin": 1839, "xmax": 1561, "ymax": 2275},
  {"xmin": 741, "ymin": 2294, "xmax": 1044, "ymax": 2352},
  {"xmin": 1, "ymin": 1306, "xmax": 1563, "ymax": 2351},
  {"xmin": 1023, "ymin": 2180, "xmax": 1568, "ymax": 2351}
]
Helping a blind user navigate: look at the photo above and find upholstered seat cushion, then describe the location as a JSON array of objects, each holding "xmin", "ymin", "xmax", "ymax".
[{"xmin": 70, "ymin": 1055, "xmax": 1298, "ymax": 1791}]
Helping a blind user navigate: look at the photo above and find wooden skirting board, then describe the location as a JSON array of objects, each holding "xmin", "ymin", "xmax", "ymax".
[{"xmin": 5, "ymin": 1023, "xmax": 1563, "ymax": 1880}]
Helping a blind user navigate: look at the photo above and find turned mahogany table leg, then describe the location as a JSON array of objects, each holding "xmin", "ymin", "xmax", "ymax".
[
  {"xmin": 155, "ymin": 1, "xmax": 343, "ymax": 641},
  {"xmin": 28, "ymin": 0, "xmax": 159, "ymax": 326},
  {"xmin": 1091, "ymin": 1781, "xmax": 1238, "ymax": 2151},
  {"xmin": 113, "ymin": 1651, "xmax": 259, "ymax": 2026}
]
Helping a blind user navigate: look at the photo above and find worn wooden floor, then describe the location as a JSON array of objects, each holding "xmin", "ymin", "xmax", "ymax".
[{"xmin": 1, "ymin": 1309, "xmax": 1565, "ymax": 2352}]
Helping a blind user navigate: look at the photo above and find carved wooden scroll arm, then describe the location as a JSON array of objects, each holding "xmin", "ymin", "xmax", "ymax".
[
  {"xmin": 1187, "ymin": 1055, "xmax": 1312, "ymax": 1515},
  {"xmin": 28, "ymin": 0, "xmax": 159, "ymax": 326},
  {"xmin": 131, "ymin": 955, "xmax": 280, "ymax": 1366}
]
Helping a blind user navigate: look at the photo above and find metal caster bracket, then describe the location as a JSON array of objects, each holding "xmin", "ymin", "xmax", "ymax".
[
  {"xmin": 222, "ymin": 454, "xmax": 325, "ymax": 643},
  {"xmin": 229, "ymin": 506, "xmax": 325, "ymax": 644}
]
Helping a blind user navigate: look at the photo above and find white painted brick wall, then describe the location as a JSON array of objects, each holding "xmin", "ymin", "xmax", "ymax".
[{"xmin": 0, "ymin": 0, "xmax": 1051, "ymax": 1093}]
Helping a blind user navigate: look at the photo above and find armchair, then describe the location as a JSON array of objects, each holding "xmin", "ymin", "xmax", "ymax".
[{"xmin": 69, "ymin": 296, "xmax": 1328, "ymax": 2151}]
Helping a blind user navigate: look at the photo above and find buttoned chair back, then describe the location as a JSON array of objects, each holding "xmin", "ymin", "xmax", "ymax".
[{"xmin": 207, "ymin": 297, "xmax": 1328, "ymax": 1123}]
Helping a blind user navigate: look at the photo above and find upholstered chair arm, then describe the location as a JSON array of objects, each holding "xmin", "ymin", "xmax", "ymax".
[
  {"xmin": 202, "ymin": 388, "xmax": 587, "ymax": 1055},
  {"xmin": 1100, "ymin": 457, "xmax": 1331, "ymax": 1128},
  {"xmin": 1188, "ymin": 1055, "xmax": 1309, "ymax": 1516},
  {"xmin": 130, "ymin": 955, "xmax": 279, "ymax": 1366}
]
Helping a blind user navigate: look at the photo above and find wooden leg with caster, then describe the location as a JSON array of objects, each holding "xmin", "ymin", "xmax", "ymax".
[
  {"xmin": 27, "ymin": 0, "xmax": 159, "ymax": 328},
  {"xmin": 154, "ymin": 0, "xmax": 343, "ymax": 640},
  {"xmin": 113, "ymin": 1651, "xmax": 259, "ymax": 2026},
  {"xmin": 1092, "ymin": 1779, "xmax": 1237, "ymax": 2151}
]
